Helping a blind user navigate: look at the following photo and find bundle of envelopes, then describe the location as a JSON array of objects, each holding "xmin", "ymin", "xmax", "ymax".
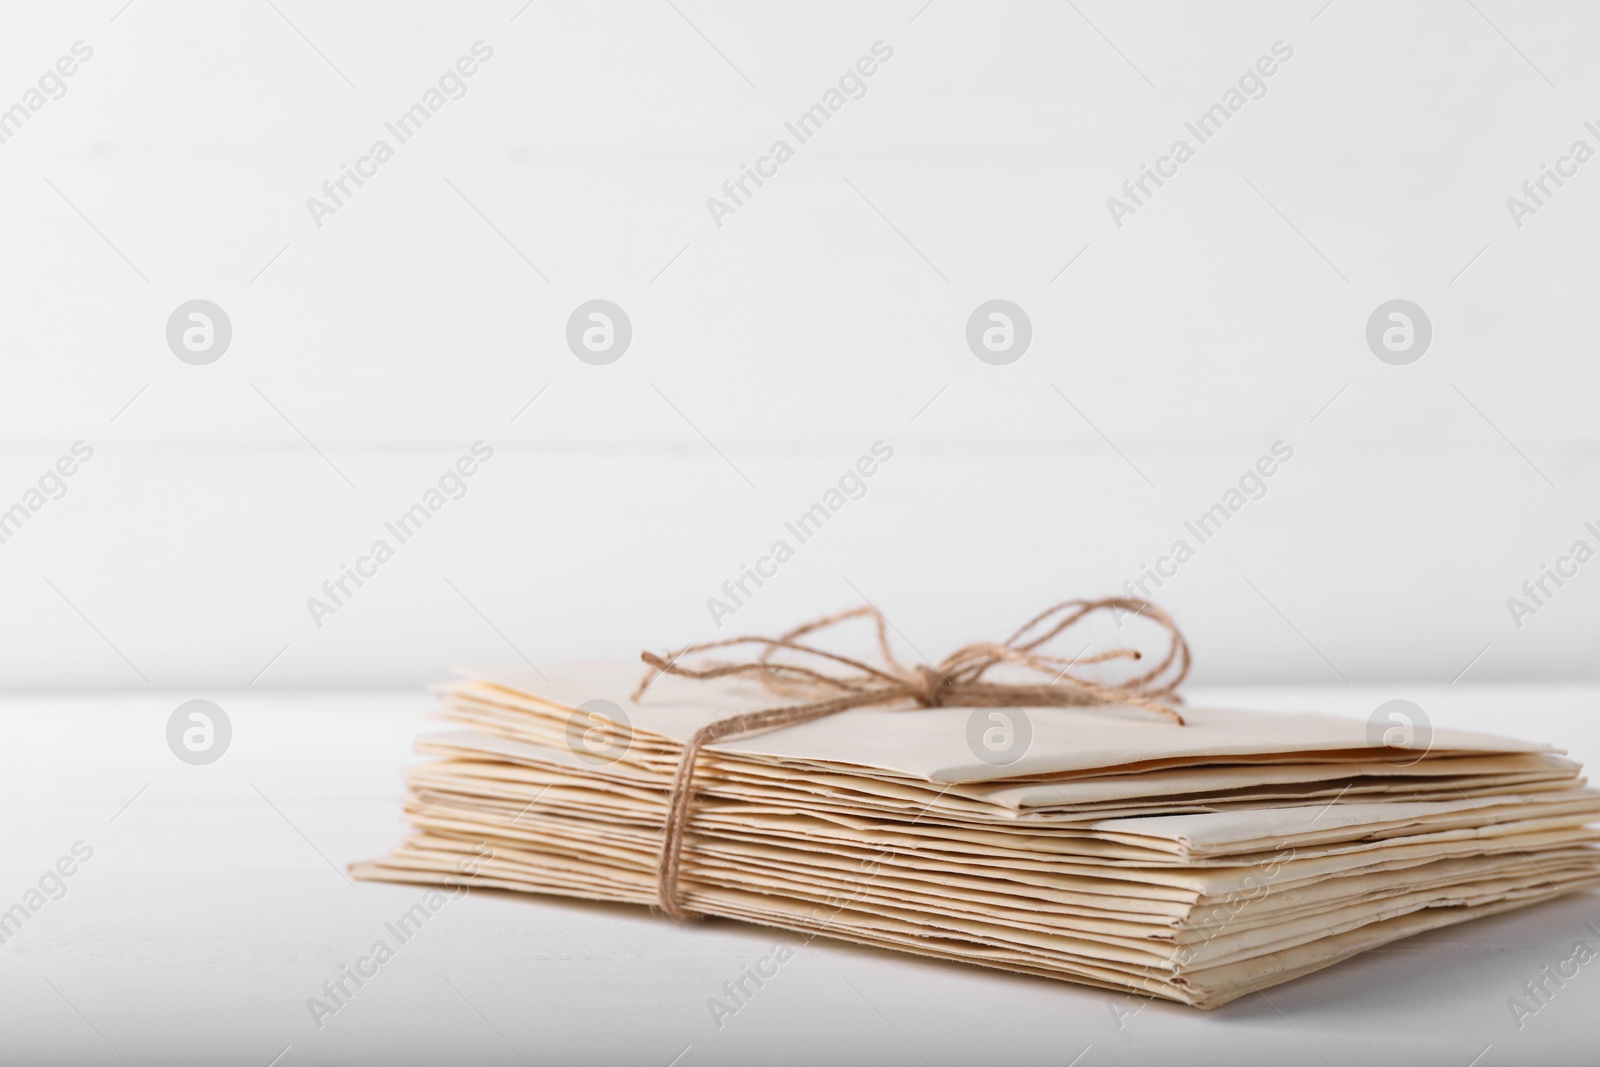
[{"xmin": 353, "ymin": 664, "xmax": 1600, "ymax": 1008}]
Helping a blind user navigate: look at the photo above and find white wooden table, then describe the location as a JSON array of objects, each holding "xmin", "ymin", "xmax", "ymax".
[{"xmin": 3, "ymin": 684, "xmax": 1596, "ymax": 1066}]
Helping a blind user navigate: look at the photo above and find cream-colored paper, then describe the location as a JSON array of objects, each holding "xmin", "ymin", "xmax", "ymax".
[{"xmin": 353, "ymin": 662, "xmax": 1600, "ymax": 1008}]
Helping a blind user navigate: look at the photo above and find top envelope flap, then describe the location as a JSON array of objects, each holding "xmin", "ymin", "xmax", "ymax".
[{"xmin": 453, "ymin": 662, "xmax": 1553, "ymax": 785}]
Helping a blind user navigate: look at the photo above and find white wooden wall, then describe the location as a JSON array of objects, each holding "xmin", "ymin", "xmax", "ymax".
[{"xmin": 1, "ymin": 1, "xmax": 1597, "ymax": 688}]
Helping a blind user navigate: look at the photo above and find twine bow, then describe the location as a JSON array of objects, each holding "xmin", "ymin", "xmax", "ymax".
[{"xmin": 633, "ymin": 597, "xmax": 1191, "ymax": 921}]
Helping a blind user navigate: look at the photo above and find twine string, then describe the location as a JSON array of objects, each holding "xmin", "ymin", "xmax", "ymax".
[{"xmin": 631, "ymin": 597, "xmax": 1190, "ymax": 921}]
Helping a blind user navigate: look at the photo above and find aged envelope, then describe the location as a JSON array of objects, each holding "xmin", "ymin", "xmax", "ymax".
[{"xmin": 351, "ymin": 662, "xmax": 1600, "ymax": 1008}]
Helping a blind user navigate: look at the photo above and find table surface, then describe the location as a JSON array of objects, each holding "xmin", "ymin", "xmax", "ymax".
[{"xmin": 3, "ymin": 683, "xmax": 1597, "ymax": 1067}]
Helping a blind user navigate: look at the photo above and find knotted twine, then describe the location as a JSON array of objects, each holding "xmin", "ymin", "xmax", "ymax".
[{"xmin": 632, "ymin": 597, "xmax": 1191, "ymax": 921}]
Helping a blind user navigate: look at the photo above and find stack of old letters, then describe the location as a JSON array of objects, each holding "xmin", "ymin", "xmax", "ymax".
[{"xmin": 354, "ymin": 663, "xmax": 1600, "ymax": 1007}]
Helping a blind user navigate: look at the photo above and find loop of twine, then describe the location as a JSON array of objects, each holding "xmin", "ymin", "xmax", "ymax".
[{"xmin": 631, "ymin": 597, "xmax": 1191, "ymax": 921}]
